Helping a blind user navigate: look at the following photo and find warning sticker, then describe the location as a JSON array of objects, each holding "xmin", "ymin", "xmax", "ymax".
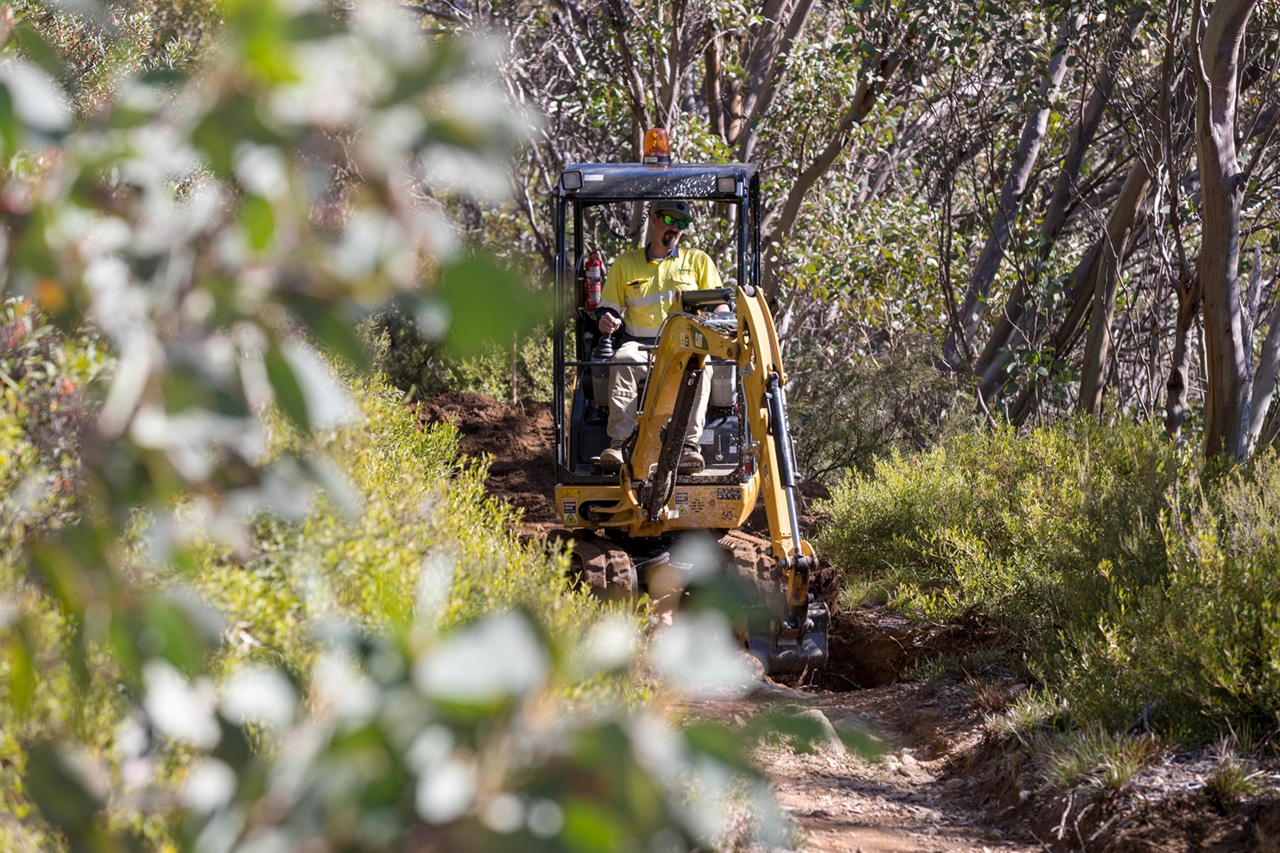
[
  {"xmin": 565, "ymin": 513, "xmax": 579, "ymax": 525},
  {"xmin": 674, "ymin": 489, "xmax": 689, "ymax": 505}
]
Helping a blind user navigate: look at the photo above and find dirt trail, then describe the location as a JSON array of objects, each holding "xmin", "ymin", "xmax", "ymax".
[{"xmin": 417, "ymin": 392, "xmax": 1280, "ymax": 852}]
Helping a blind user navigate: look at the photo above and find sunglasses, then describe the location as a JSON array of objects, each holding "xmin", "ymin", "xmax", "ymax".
[{"xmin": 659, "ymin": 213, "xmax": 690, "ymax": 230}]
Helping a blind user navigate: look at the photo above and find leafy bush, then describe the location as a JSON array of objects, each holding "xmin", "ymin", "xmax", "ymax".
[
  {"xmin": 365, "ymin": 304, "xmax": 554, "ymax": 404},
  {"xmin": 786, "ymin": 327, "xmax": 967, "ymax": 480},
  {"xmin": 817, "ymin": 420, "xmax": 1280, "ymax": 742},
  {"xmin": 1059, "ymin": 451, "xmax": 1280, "ymax": 737},
  {"xmin": 817, "ymin": 417, "xmax": 1178, "ymax": 632}
]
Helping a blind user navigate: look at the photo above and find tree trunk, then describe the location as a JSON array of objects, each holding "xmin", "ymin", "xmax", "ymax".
[
  {"xmin": 943, "ymin": 12, "xmax": 1082, "ymax": 370},
  {"xmin": 1078, "ymin": 157, "xmax": 1153, "ymax": 414},
  {"xmin": 1246, "ymin": 300, "xmax": 1280, "ymax": 450},
  {"xmin": 1194, "ymin": 0, "xmax": 1257, "ymax": 461},
  {"xmin": 1006, "ymin": 150, "xmax": 1157, "ymax": 425},
  {"xmin": 1165, "ymin": 271, "xmax": 1201, "ymax": 441}
]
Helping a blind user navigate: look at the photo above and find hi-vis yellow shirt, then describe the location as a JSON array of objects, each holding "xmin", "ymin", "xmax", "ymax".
[{"xmin": 597, "ymin": 245, "xmax": 723, "ymax": 340}]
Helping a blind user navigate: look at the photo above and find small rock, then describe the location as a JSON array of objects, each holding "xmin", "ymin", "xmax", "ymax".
[{"xmin": 795, "ymin": 708, "xmax": 847, "ymax": 756}]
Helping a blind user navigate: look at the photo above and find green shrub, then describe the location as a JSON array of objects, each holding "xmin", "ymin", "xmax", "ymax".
[
  {"xmin": 364, "ymin": 304, "xmax": 553, "ymax": 404},
  {"xmin": 816, "ymin": 420, "xmax": 1280, "ymax": 743},
  {"xmin": 1061, "ymin": 451, "xmax": 1280, "ymax": 737},
  {"xmin": 816, "ymin": 417, "xmax": 1178, "ymax": 639}
]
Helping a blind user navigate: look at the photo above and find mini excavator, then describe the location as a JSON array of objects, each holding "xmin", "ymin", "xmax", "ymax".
[{"xmin": 551, "ymin": 138, "xmax": 828, "ymax": 675}]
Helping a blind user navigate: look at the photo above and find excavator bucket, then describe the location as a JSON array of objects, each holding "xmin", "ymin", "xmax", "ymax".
[{"xmin": 747, "ymin": 602, "xmax": 830, "ymax": 675}]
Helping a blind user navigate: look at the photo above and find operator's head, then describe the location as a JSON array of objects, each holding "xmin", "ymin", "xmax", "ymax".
[{"xmin": 650, "ymin": 200, "xmax": 692, "ymax": 251}]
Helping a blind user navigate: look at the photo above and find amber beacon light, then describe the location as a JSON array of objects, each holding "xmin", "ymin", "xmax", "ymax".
[{"xmin": 642, "ymin": 128, "xmax": 671, "ymax": 167}]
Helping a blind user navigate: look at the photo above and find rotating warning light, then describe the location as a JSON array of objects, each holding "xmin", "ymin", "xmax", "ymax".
[{"xmin": 643, "ymin": 128, "xmax": 671, "ymax": 167}]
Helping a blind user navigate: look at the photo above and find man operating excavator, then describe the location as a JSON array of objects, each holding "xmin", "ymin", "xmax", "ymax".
[{"xmin": 595, "ymin": 200, "xmax": 727, "ymax": 474}]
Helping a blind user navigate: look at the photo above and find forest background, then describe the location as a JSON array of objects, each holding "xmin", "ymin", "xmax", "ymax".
[{"xmin": 3, "ymin": 0, "xmax": 1280, "ymax": 850}]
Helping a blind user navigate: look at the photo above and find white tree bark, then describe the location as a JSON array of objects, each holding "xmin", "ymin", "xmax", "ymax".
[{"xmin": 1193, "ymin": 0, "xmax": 1258, "ymax": 461}]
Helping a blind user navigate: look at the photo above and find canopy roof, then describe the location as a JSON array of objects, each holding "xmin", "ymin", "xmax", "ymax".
[{"xmin": 557, "ymin": 162, "xmax": 756, "ymax": 203}]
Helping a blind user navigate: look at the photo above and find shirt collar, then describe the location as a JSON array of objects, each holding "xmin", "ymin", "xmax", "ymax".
[{"xmin": 645, "ymin": 244, "xmax": 680, "ymax": 262}]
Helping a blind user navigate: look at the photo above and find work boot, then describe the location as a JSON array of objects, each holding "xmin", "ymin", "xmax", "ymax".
[
  {"xmin": 678, "ymin": 443, "xmax": 704, "ymax": 474},
  {"xmin": 599, "ymin": 442, "xmax": 625, "ymax": 471}
]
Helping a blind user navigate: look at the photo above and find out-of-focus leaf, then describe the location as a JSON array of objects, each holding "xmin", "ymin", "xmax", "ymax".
[
  {"xmin": 281, "ymin": 291, "xmax": 369, "ymax": 370},
  {"xmin": 439, "ymin": 255, "xmax": 549, "ymax": 357},
  {"xmin": 193, "ymin": 93, "xmax": 285, "ymax": 176},
  {"xmin": 142, "ymin": 660, "xmax": 221, "ymax": 750},
  {"xmin": 0, "ymin": 59, "xmax": 71, "ymax": 135},
  {"xmin": 646, "ymin": 612, "xmax": 755, "ymax": 698},
  {"xmin": 5, "ymin": 616, "xmax": 36, "ymax": 713},
  {"xmin": 558, "ymin": 798, "xmax": 626, "ymax": 852},
  {"xmin": 746, "ymin": 710, "xmax": 882, "ymax": 758},
  {"xmin": 285, "ymin": 10, "xmax": 341, "ymax": 41},
  {"xmin": 681, "ymin": 722, "xmax": 756, "ymax": 774},
  {"xmin": 282, "ymin": 340, "xmax": 357, "ymax": 429},
  {"xmin": 0, "ymin": 83, "xmax": 15, "ymax": 157},
  {"xmin": 265, "ymin": 344, "xmax": 310, "ymax": 432},
  {"xmin": 241, "ymin": 194, "xmax": 276, "ymax": 250},
  {"xmin": 301, "ymin": 455, "xmax": 360, "ymax": 518},
  {"xmin": 413, "ymin": 610, "xmax": 550, "ymax": 708},
  {"xmin": 220, "ymin": 664, "xmax": 297, "ymax": 731},
  {"xmin": 28, "ymin": 524, "xmax": 109, "ymax": 614},
  {"xmin": 24, "ymin": 743, "xmax": 104, "ymax": 842},
  {"xmin": 141, "ymin": 594, "xmax": 216, "ymax": 678},
  {"xmin": 11, "ymin": 24, "xmax": 65, "ymax": 82}
]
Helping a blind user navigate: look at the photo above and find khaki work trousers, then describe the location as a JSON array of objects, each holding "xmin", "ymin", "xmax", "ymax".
[{"xmin": 606, "ymin": 340, "xmax": 711, "ymax": 446}]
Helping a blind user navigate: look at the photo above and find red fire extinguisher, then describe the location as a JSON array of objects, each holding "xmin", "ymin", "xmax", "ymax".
[{"xmin": 584, "ymin": 249, "xmax": 603, "ymax": 311}]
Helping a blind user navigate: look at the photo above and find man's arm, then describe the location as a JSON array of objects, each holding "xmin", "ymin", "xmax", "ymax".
[{"xmin": 597, "ymin": 256, "xmax": 625, "ymax": 334}]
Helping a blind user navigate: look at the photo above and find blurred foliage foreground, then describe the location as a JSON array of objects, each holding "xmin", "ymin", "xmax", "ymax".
[{"xmin": 0, "ymin": 1, "xmax": 856, "ymax": 851}]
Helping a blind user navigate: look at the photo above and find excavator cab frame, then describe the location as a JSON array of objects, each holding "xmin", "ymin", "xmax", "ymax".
[
  {"xmin": 551, "ymin": 161, "xmax": 828, "ymax": 676},
  {"xmin": 552, "ymin": 163, "xmax": 762, "ymax": 486}
]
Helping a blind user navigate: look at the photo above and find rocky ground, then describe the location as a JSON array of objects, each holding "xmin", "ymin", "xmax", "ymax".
[{"xmin": 416, "ymin": 392, "xmax": 1280, "ymax": 852}]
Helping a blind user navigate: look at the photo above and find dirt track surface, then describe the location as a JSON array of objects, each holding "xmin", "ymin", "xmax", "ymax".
[{"xmin": 417, "ymin": 392, "xmax": 1280, "ymax": 852}]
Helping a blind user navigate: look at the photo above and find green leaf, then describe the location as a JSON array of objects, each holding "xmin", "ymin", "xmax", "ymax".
[
  {"xmin": 24, "ymin": 744, "xmax": 103, "ymax": 842},
  {"xmin": 0, "ymin": 83, "xmax": 15, "ymax": 158},
  {"xmin": 5, "ymin": 618, "xmax": 36, "ymax": 714},
  {"xmin": 241, "ymin": 194, "xmax": 276, "ymax": 250},
  {"xmin": 559, "ymin": 797, "xmax": 626, "ymax": 852},
  {"xmin": 682, "ymin": 722, "xmax": 756, "ymax": 773},
  {"xmin": 439, "ymin": 255, "xmax": 550, "ymax": 358},
  {"xmin": 141, "ymin": 596, "xmax": 213, "ymax": 678},
  {"xmin": 265, "ymin": 344, "xmax": 310, "ymax": 432},
  {"xmin": 280, "ymin": 291, "xmax": 369, "ymax": 370},
  {"xmin": 11, "ymin": 25, "xmax": 65, "ymax": 82}
]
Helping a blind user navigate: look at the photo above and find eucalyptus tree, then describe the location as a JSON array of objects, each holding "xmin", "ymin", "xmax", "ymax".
[{"xmin": 1195, "ymin": 0, "xmax": 1262, "ymax": 460}]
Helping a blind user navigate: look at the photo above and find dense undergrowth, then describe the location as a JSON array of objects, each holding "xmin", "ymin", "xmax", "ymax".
[{"xmin": 817, "ymin": 418, "xmax": 1280, "ymax": 743}]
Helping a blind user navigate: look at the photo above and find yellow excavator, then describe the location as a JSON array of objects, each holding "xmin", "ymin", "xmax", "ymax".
[{"xmin": 551, "ymin": 149, "xmax": 828, "ymax": 675}]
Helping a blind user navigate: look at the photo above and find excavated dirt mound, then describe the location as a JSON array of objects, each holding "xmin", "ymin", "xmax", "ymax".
[{"xmin": 415, "ymin": 392, "xmax": 560, "ymax": 524}]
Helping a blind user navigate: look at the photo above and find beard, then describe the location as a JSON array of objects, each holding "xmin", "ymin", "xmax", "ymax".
[{"xmin": 661, "ymin": 229, "xmax": 680, "ymax": 248}]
